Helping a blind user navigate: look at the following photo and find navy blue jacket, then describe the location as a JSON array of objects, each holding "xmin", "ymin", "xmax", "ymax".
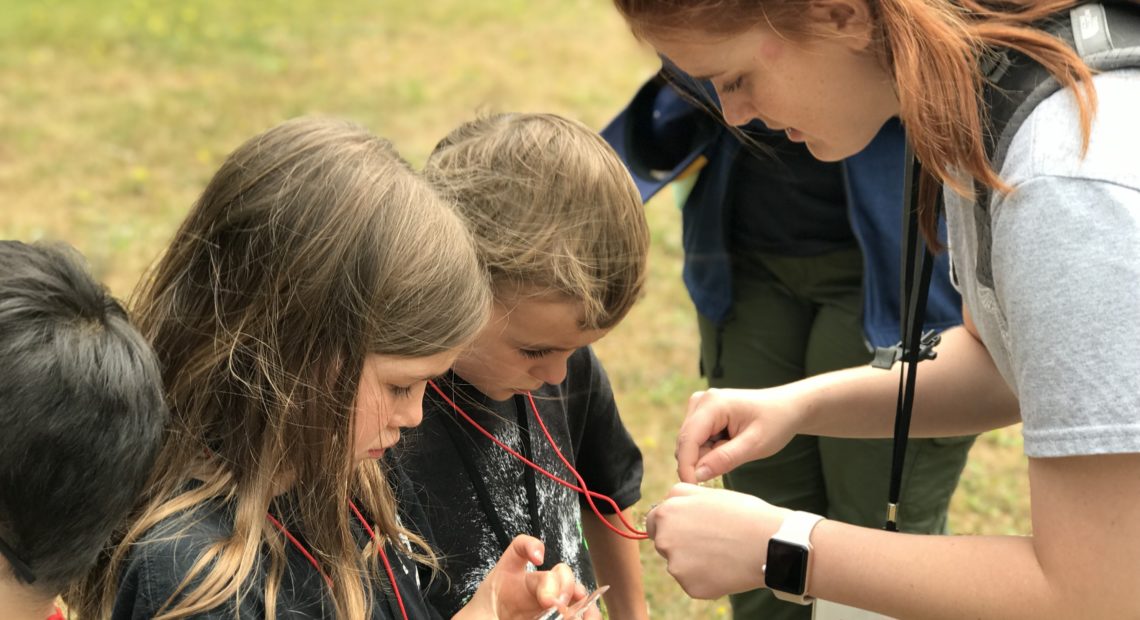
[{"xmin": 601, "ymin": 73, "xmax": 961, "ymax": 348}]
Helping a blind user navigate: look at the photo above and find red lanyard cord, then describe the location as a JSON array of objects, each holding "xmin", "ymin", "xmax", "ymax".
[
  {"xmin": 428, "ymin": 381, "xmax": 648, "ymax": 540},
  {"xmin": 522, "ymin": 390, "xmax": 648, "ymax": 540},
  {"xmin": 265, "ymin": 511, "xmax": 333, "ymax": 589},
  {"xmin": 348, "ymin": 501, "xmax": 410, "ymax": 620},
  {"xmin": 264, "ymin": 502, "xmax": 410, "ymax": 620}
]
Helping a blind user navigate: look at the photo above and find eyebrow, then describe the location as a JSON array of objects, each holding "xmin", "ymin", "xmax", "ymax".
[
  {"xmin": 408, "ymin": 371, "xmax": 447, "ymax": 384},
  {"xmin": 689, "ymin": 70, "xmax": 724, "ymax": 82}
]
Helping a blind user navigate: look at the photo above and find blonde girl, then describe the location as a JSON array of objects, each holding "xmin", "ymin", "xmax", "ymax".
[{"xmin": 69, "ymin": 117, "xmax": 597, "ymax": 619}]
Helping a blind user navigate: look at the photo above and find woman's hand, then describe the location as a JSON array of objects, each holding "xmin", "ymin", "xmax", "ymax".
[
  {"xmin": 456, "ymin": 535, "xmax": 601, "ymax": 620},
  {"xmin": 676, "ymin": 387, "xmax": 805, "ymax": 483},
  {"xmin": 646, "ymin": 483, "xmax": 789, "ymax": 599}
]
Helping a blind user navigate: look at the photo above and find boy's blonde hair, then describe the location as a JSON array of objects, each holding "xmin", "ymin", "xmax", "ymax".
[{"xmin": 425, "ymin": 113, "xmax": 650, "ymax": 330}]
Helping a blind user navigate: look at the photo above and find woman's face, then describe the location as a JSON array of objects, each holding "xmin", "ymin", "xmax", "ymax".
[
  {"xmin": 645, "ymin": 21, "xmax": 899, "ymax": 161},
  {"xmin": 352, "ymin": 349, "xmax": 459, "ymax": 463}
]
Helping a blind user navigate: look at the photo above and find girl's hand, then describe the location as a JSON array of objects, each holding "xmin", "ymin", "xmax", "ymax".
[
  {"xmin": 646, "ymin": 483, "xmax": 789, "ymax": 599},
  {"xmin": 676, "ymin": 387, "xmax": 804, "ymax": 483},
  {"xmin": 456, "ymin": 535, "xmax": 601, "ymax": 620}
]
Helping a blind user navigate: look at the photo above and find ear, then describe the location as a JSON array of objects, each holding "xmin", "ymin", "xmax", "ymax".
[{"xmin": 808, "ymin": 0, "xmax": 875, "ymax": 51}]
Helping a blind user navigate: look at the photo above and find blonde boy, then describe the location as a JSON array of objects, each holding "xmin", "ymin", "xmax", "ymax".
[{"xmin": 402, "ymin": 113, "xmax": 651, "ymax": 619}]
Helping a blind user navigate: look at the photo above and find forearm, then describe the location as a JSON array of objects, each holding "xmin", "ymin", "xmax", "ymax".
[
  {"xmin": 794, "ymin": 326, "xmax": 1019, "ymax": 439},
  {"xmin": 581, "ymin": 509, "xmax": 649, "ymax": 620},
  {"xmin": 813, "ymin": 523, "xmax": 1040, "ymax": 618},
  {"xmin": 811, "ymin": 523, "xmax": 1110, "ymax": 619},
  {"xmin": 810, "ymin": 454, "xmax": 1140, "ymax": 619}
]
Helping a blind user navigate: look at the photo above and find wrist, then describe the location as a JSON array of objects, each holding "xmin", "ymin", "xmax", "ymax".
[
  {"xmin": 763, "ymin": 509, "xmax": 826, "ymax": 604},
  {"xmin": 452, "ymin": 584, "xmax": 494, "ymax": 620},
  {"xmin": 741, "ymin": 497, "xmax": 794, "ymax": 591},
  {"xmin": 774, "ymin": 379, "xmax": 821, "ymax": 436},
  {"xmin": 451, "ymin": 601, "xmax": 481, "ymax": 620}
]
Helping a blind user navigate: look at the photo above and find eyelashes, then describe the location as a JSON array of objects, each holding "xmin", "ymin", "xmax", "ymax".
[
  {"xmin": 720, "ymin": 75, "xmax": 745, "ymax": 94},
  {"xmin": 519, "ymin": 349, "xmax": 553, "ymax": 360},
  {"xmin": 389, "ymin": 372, "xmax": 447, "ymax": 399}
]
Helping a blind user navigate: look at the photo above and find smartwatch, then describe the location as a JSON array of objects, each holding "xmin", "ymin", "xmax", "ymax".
[{"xmin": 763, "ymin": 510, "xmax": 825, "ymax": 604}]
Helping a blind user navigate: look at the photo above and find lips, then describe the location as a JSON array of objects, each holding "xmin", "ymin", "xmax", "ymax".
[{"xmin": 368, "ymin": 435, "xmax": 400, "ymax": 455}]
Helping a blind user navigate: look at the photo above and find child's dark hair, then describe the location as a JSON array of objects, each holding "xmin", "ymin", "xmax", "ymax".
[{"xmin": 0, "ymin": 240, "xmax": 167, "ymax": 595}]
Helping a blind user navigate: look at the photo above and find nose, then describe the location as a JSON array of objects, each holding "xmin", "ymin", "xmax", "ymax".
[
  {"xmin": 530, "ymin": 354, "xmax": 571, "ymax": 386},
  {"xmin": 391, "ymin": 395, "xmax": 425, "ymax": 429},
  {"xmin": 719, "ymin": 91, "xmax": 757, "ymax": 127}
]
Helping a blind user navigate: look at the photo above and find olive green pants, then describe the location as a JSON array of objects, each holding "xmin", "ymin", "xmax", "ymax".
[{"xmin": 697, "ymin": 247, "xmax": 975, "ymax": 620}]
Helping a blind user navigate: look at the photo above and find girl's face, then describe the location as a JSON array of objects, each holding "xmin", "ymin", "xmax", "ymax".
[
  {"xmin": 352, "ymin": 349, "xmax": 459, "ymax": 463},
  {"xmin": 645, "ymin": 21, "xmax": 899, "ymax": 161},
  {"xmin": 451, "ymin": 293, "xmax": 610, "ymax": 401}
]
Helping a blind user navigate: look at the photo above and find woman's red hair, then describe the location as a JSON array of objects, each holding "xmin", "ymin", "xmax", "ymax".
[{"xmin": 614, "ymin": 0, "xmax": 1100, "ymax": 246}]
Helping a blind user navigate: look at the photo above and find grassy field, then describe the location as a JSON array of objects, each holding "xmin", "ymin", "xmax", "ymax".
[{"xmin": 0, "ymin": 1, "xmax": 1029, "ymax": 617}]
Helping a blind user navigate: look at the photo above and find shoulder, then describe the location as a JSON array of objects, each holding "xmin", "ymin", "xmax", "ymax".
[
  {"xmin": 1001, "ymin": 69, "xmax": 1140, "ymax": 190},
  {"xmin": 561, "ymin": 347, "xmax": 617, "ymax": 407},
  {"xmin": 991, "ymin": 69, "xmax": 1140, "ymax": 269},
  {"xmin": 567, "ymin": 346, "xmax": 597, "ymax": 370},
  {"xmin": 128, "ymin": 501, "xmax": 232, "ymax": 571},
  {"xmin": 113, "ymin": 501, "xmax": 238, "ymax": 617},
  {"xmin": 565, "ymin": 347, "xmax": 609, "ymax": 382}
]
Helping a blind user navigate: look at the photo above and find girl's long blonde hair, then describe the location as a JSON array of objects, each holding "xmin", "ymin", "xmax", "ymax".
[
  {"xmin": 68, "ymin": 117, "xmax": 491, "ymax": 619},
  {"xmin": 614, "ymin": 0, "xmax": 1104, "ymax": 245},
  {"xmin": 424, "ymin": 113, "xmax": 650, "ymax": 329}
]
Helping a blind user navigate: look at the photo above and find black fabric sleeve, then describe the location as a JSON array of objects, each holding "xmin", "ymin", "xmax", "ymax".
[
  {"xmin": 567, "ymin": 347, "xmax": 644, "ymax": 513},
  {"xmin": 111, "ymin": 526, "xmax": 247, "ymax": 620},
  {"xmin": 109, "ymin": 551, "xmax": 164, "ymax": 620}
]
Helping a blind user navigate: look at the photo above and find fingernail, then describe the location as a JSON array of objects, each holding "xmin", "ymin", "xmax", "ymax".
[{"xmin": 695, "ymin": 466, "xmax": 711, "ymax": 482}]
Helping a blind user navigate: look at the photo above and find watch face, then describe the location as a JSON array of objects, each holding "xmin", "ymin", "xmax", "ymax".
[{"xmin": 765, "ymin": 539, "xmax": 809, "ymax": 595}]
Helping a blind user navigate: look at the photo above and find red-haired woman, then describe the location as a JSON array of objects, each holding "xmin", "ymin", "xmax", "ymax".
[{"xmin": 618, "ymin": 1, "xmax": 1140, "ymax": 617}]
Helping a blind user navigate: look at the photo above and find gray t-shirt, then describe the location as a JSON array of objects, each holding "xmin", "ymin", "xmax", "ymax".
[{"xmin": 945, "ymin": 69, "xmax": 1140, "ymax": 458}]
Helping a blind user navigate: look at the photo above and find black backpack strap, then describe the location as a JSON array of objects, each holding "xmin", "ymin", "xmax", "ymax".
[
  {"xmin": 977, "ymin": 1, "xmax": 1140, "ymax": 288},
  {"xmin": 986, "ymin": 1, "xmax": 1140, "ymax": 170}
]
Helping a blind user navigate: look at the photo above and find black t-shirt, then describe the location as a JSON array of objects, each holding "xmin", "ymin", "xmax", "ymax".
[
  {"xmin": 397, "ymin": 347, "xmax": 644, "ymax": 618},
  {"xmin": 111, "ymin": 472, "xmax": 442, "ymax": 620},
  {"xmin": 727, "ymin": 132, "xmax": 855, "ymax": 257}
]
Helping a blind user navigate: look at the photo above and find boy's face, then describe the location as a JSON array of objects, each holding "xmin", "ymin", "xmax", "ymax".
[{"xmin": 452, "ymin": 293, "xmax": 610, "ymax": 401}]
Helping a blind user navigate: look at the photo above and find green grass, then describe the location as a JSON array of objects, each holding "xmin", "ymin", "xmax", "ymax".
[{"xmin": 0, "ymin": 1, "xmax": 1029, "ymax": 617}]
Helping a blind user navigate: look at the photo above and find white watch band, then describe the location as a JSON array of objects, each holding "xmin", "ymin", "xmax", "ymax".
[{"xmin": 766, "ymin": 510, "xmax": 825, "ymax": 604}]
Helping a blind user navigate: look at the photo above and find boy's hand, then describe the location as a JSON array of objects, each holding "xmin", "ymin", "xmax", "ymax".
[{"xmin": 456, "ymin": 535, "xmax": 601, "ymax": 620}]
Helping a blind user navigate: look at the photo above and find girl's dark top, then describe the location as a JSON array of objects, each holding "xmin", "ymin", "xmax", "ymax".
[
  {"xmin": 399, "ymin": 347, "xmax": 644, "ymax": 617},
  {"xmin": 111, "ymin": 470, "xmax": 444, "ymax": 619}
]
